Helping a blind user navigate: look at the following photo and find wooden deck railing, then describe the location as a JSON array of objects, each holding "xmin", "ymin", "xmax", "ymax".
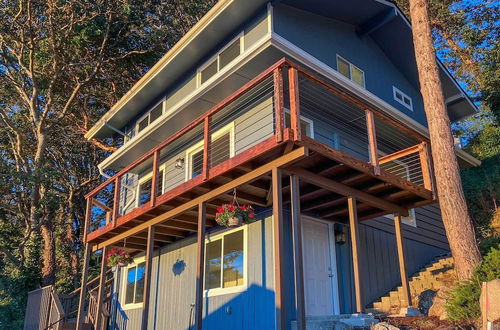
[{"xmin": 84, "ymin": 57, "xmax": 435, "ymax": 241}]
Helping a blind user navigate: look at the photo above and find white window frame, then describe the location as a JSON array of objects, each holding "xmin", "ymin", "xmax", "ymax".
[
  {"xmin": 197, "ymin": 33, "xmax": 245, "ymax": 88},
  {"xmin": 284, "ymin": 108, "xmax": 315, "ymax": 138},
  {"xmin": 185, "ymin": 122, "xmax": 235, "ymax": 182},
  {"xmin": 204, "ymin": 226, "xmax": 248, "ymax": 297},
  {"xmin": 392, "ymin": 86, "xmax": 413, "ymax": 111},
  {"xmin": 135, "ymin": 99, "xmax": 166, "ymax": 135},
  {"xmin": 336, "ymin": 55, "xmax": 365, "ymax": 88},
  {"xmin": 136, "ymin": 164, "xmax": 166, "ymax": 208},
  {"xmin": 122, "ymin": 255, "xmax": 146, "ymax": 310}
]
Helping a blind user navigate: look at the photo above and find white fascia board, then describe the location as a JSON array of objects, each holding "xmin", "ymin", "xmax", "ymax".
[{"xmin": 270, "ymin": 32, "xmax": 480, "ymax": 167}]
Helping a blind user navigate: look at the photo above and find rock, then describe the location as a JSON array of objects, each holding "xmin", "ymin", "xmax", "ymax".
[
  {"xmin": 428, "ymin": 288, "xmax": 450, "ymax": 320},
  {"xmin": 417, "ymin": 289, "xmax": 437, "ymax": 315},
  {"xmin": 481, "ymin": 279, "xmax": 500, "ymax": 329},
  {"xmin": 371, "ymin": 322, "xmax": 400, "ymax": 330}
]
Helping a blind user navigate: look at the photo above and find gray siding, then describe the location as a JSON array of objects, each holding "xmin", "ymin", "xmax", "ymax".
[{"xmin": 117, "ymin": 213, "xmax": 276, "ymax": 330}]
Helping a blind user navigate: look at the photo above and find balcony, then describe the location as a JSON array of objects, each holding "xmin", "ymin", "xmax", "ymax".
[{"xmin": 84, "ymin": 58, "xmax": 435, "ymax": 250}]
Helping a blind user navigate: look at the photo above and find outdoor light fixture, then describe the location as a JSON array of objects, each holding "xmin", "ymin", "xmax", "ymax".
[
  {"xmin": 335, "ymin": 229, "xmax": 346, "ymax": 245},
  {"xmin": 175, "ymin": 157, "xmax": 185, "ymax": 169}
]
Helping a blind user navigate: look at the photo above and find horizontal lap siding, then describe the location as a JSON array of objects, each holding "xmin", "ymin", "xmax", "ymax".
[{"xmin": 116, "ymin": 214, "xmax": 275, "ymax": 330}]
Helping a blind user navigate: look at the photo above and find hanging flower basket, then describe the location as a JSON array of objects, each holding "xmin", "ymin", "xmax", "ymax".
[
  {"xmin": 215, "ymin": 202, "xmax": 255, "ymax": 227},
  {"xmin": 106, "ymin": 248, "xmax": 133, "ymax": 268}
]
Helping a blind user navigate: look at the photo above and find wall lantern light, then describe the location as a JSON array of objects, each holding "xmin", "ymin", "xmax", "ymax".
[{"xmin": 175, "ymin": 158, "xmax": 185, "ymax": 169}]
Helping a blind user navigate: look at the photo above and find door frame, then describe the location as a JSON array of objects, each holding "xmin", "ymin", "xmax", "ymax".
[{"xmin": 301, "ymin": 215, "xmax": 341, "ymax": 315}]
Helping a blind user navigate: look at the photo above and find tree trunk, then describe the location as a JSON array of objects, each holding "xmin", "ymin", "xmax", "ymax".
[
  {"xmin": 41, "ymin": 221, "xmax": 56, "ymax": 286},
  {"xmin": 408, "ymin": 0, "xmax": 481, "ymax": 279}
]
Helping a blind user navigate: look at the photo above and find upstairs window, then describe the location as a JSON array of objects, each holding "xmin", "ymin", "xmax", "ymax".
[
  {"xmin": 199, "ymin": 35, "xmax": 243, "ymax": 86},
  {"xmin": 136, "ymin": 101, "xmax": 165, "ymax": 134},
  {"xmin": 393, "ymin": 86, "xmax": 413, "ymax": 111},
  {"xmin": 124, "ymin": 259, "xmax": 146, "ymax": 307},
  {"xmin": 336, "ymin": 55, "xmax": 365, "ymax": 88}
]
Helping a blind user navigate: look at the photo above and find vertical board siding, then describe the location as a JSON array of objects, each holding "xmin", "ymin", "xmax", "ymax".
[{"xmin": 115, "ymin": 213, "xmax": 276, "ymax": 330}]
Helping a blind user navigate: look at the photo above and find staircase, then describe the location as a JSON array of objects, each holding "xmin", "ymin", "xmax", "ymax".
[{"xmin": 367, "ymin": 254, "xmax": 456, "ymax": 315}]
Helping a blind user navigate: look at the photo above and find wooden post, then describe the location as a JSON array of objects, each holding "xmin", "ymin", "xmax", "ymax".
[
  {"xmin": 394, "ymin": 214, "xmax": 412, "ymax": 307},
  {"xmin": 95, "ymin": 246, "xmax": 109, "ymax": 330},
  {"xmin": 272, "ymin": 167, "xmax": 286, "ymax": 329},
  {"xmin": 419, "ymin": 142, "xmax": 434, "ymax": 193},
  {"xmin": 76, "ymin": 243, "xmax": 92, "ymax": 330},
  {"xmin": 141, "ymin": 226, "xmax": 155, "ymax": 330},
  {"xmin": 150, "ymin": 151, "xmax": 160, "ymax": 207},
  {"xmin": 290, "ymin": 175, "xmax": 305, "ymax": 329},
  {"xmin": 195, "ymin": 202, "xmax": 206, "ymax": 330},
  {"xmin": 274, "ymin": 67, "xmax": 285, "ymax": 143},
  {"xmin": 365, "ymin": 110, "xmax": 380, "ymax": 175},
  {"xmin": 289, "ymin": 67, "xmax": 301, "ymax": 141},
  {"xmin": 112, "ymin": 177, "xmax": 121, "ymax": 227},
  {"xmin": 347, "ymin": 197, "xmax": 365, "ymax": 313},
  {"xmin": 203, "ymin": 117, "xmax": 211, "ymax": 180}
]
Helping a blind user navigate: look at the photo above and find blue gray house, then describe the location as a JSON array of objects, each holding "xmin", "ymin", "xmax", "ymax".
[{"xmin": 24, "ymin": 0, "xmax": 480, "ymax": 329}]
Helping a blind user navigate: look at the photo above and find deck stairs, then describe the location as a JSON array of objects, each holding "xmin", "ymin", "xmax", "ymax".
[{"xmin": 367, "ymin": 254, "xmax": 456, "ymax": 315}]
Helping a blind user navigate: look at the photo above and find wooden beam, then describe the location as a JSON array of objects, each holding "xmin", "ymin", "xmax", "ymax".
[
  {"xmin": 379, "ymin": 144, "xmax": 420, "ymax": 164},
  {"xmin": 348, "ymin": 197, "xmax": 364, "ymax": 313},
  {"xmin": 289, "ymin": 67, "xmax": 301, "ymax": 141},
  {"xmin": 288, "ymin": 166, "xmax": 408, "ymax": 216},
  {"xmin": 150, "ymin": 150, "xmax": 160, "ymax": 207},
  {"xmin": 195, "ymin": 203, "xmax": 206, "ymax": 330},
  {"xmin": 419, "ymin": 142, "xmax": 434, "ymax": 193},
  {"xmin": 366, "ymin": 110, "xmax": 380, "ymax": 175},
  {"xmin": 92, "ymin": 199, "xmax": 112, "ymax": 212},
  {"xmin": 394, "ymin": 214, "xmax": 412, "ymax": 308},
  {"xmin": 290, "ymin": 175, "xmax": 305, "ymax": 330},
  {"xmin": 141, "ymin": 226, "xmax": 155, "ymax": 330},
  {"xmin": 272, "ymin": 167, "xmax": 286, "ymax": 330},
  {"xmin": 95, "ymin": 246, "xmax": 109, "ymax": 330},
  {"xmin": 93, "ymin": 147, "xmax": 308, "ymax": 250},
  {"xmin": 76, "ymin": 243, "xmax": 91, "ymax": 330},
  {"xmin": 112, "ymin": 177, "xmax": 121, "ymax": 227},
  {"xmin": 274, "ymin": 67, "xmax": 285, "ymax": 142}
]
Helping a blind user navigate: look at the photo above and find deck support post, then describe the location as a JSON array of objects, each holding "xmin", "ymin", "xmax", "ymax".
[
  {"xmin": 272, "ymin": 167, "xmax": 286, "ymax": 329},
  {"xmin": 290, "ymin": 174, "xmax": 305, "ymax": 330},
  {"xmin": 95, "ymin": 246, "xmax": 109, "ymax": 330},
  {"xmin": 394, "ymin": 214, "xmax": 412, "ymax": 307},
  {"xmin": 141, "ymin": 226, "xmax": 155, "ymax": 330},
  {"xmin": 347, "ymin": 197, "xmax": 365, "ymax": 313},
  {"xmin": 274, "ymin": 68, "xmax": 285, "ymax": 142},
  {"xmin": 150, "ymin": 150, "xmax": 160, "ymax": 207},
  {"xmin": 195, "ymin": 202, "xmax": 206, "ymax": 330},
  {"xmin": 365, "ymin": 110, "xmax": 380, "ymax": 175},
  {"xmin": 289, "ymin": 67, "xmax": 301, "ymax": 141},
  {"xmin": 76, "ymin": 243, "xmax": 92, "ymax": 330}
]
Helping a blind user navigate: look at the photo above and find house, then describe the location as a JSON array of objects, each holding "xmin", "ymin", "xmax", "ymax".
[{"xmin": 23, "ymin": 0, "xmax": 481, "ymax": 329}]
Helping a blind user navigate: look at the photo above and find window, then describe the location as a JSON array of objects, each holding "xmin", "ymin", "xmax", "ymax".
[
  {"xmin": 136, "ymin": 101, "xmax": 165, "ymax": 134},
  {"xmin": 284, "ymin": 110, "xmax": 314, "ymax": 138},
  {"xmin": 393, "ymin": 86, "xmax": 413, "ymax": 111},
  {"xmin": 205, "ymin": 228, "xmax": 246, "ymax": 295},
  {"xmin": 136, "ymin": 168, "xmax": 165, "ymax": 207},
  {"xmin": 185, "ymin": 123, "xmax": 235, "ymax": 181},
  {"xmin": 124, "ymin": 259, "xmax": 146, "ymax": 308},
  {"xmin": 198, "ymin": 35, "xmax": 243, "ymax": 86},
  {"xmin": 336, "ymin": 55, "xmax": 365, "ymax": 88}
]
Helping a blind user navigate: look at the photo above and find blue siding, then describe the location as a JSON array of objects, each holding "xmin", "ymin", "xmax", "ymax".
[{"xmin": 273, "ymin": 4, "xmax": 428, "ymax": 126}]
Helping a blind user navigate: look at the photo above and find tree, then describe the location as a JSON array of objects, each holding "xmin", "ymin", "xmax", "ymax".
[{"xmin": 408, "ymin": 0, "xmax": 481, "ymax": 279}]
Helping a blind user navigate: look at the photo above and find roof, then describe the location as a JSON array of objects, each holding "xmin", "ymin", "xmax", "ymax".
[{"xmin": 86, "ymin": 0, "xmax": 477, "ymax": 140}]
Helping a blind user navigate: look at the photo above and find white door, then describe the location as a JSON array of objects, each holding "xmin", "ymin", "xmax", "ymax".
[{"xmin": 302, "ymin": 218, "xmax": 340, "ymax": 316}]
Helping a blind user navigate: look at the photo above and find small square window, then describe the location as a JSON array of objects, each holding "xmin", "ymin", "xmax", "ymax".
[
  {"xmin": 351, "ymin": 66, "xmax": 365, "ymax": 87},
  {"xmin": 137, "ymin": 117, "xmax": 149, "ymax": 133},
  {"xmin": 219, "ymin": 39, "xmax": 241, "ymax": 70},
  {"xmin": 149, "ymin": 103, "xmax": 163, "ymax": 123},
  {"xmin": 337, "ymin": 57, "xmax": 351, "ymax": 79},
  {"xmin": 336, "ymin": 55, "xmax": 365, "ymax": 88},
  {"xmin": 393, "ymin": 86, "xmax": 413, "ymax": 111},
  {"xmin": 190, "ymin": 149, "xmax": 204, "ymax": 178},
  {"xmin": 200, "ymin": 59, "xmax": 218, "ymax": 84}
]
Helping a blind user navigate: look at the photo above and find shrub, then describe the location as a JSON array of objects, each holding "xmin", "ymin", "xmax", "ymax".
[{"xmin": 446, "ymin": 245, "xmax": 500, "ymax": 321}]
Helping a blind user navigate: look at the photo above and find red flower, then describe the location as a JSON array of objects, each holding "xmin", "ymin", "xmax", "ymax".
[
  {"xmin": 248, "ymin": 213, "xmax": 254, "ymax": 219},
  {"xmin": 217, "ymin": 206, "xmax": 224, "ymax": 213}
]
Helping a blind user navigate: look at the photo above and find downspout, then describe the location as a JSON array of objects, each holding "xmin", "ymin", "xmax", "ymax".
[{"xmin": 98, "ymin": 165, "xmax": 137, "ymax": 214}]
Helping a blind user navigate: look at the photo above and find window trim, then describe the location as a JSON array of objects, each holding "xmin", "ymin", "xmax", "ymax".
[
  {"xmin": 284, "ymin": 108, "xmax": 315, "ymax": 138},
  {"xmin": 204, "ymin": 226, "xmax": 248, "ymax": 297},
  {"xmin": 122, "ymin": 255, "xmax": 146, "ymax": 310},
  {"xmin": 392, "ymin": 86, "xmax": 413, "ymax": 111},
  {"xmin": 136, "ymin": 164, "xmax": 166, "ymax": 208},
  {"xmin": 197, "ymin": 33, "xmax": 245, "ymax": 88},
  {"xmin": 135, "ymin": 99, "xmax": 166, "ymax": 135},
  {"xmin": 336, "ymin": 54, "xmax": 365, "ymax": 88},
  {"xmin": 184, "ymin": 122, "xmax": 235, "ymax": 182}
]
